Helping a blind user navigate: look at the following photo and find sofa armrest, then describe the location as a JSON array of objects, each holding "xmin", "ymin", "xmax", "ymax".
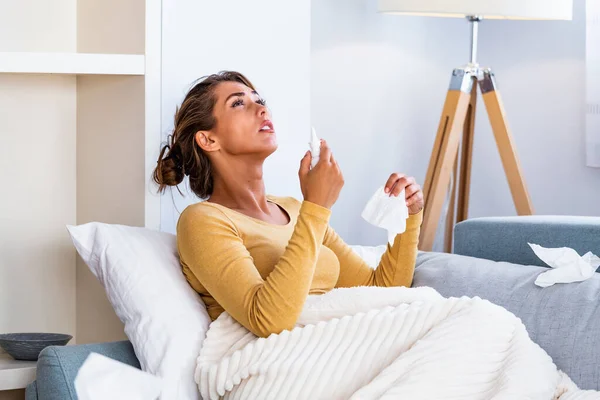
[
  {"xmin": 454, "ymin": 215, "xmax": 600, "ymax": 268},
  {"xmin": 32, "ymin": 340, "xmax": 138, "ymax": 400},
  {"xmin": 25, "ymin": 381, "xmax": 38, "ymax": 400}
]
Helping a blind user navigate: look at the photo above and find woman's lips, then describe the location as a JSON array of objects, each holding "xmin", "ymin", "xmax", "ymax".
[{"xmin": 259, "ymin": 120, "xmax": 274, "ymax": 133}]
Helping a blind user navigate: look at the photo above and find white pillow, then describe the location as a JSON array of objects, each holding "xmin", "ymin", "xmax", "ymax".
[{"xmin": 67, "ymin": 222, "xmax": 210, "ymax": 400}]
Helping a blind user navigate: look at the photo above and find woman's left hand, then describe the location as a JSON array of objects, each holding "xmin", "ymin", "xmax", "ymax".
[{"xmin": 384, "ymin": 173, "xmax": 424, "ymax": 215}]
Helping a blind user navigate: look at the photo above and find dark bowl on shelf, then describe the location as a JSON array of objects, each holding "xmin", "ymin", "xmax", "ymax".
[{"xmin": 0, "ymin": 333, "xmax": 73, "ymax": 361}]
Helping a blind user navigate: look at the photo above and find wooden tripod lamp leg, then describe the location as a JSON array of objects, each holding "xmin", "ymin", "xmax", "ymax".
[
  {"xmin": 446, "ymin": 80, "xmax": 478, "ymax": 253},
  {"xmin": 456, "ymin": 82, "xmax": 478, "ymax": 223},
  {"xmin": 479, "ymin": 70, "xmax": 534, "ymax": 215},
  {"xmin": 444, "ymin": 156, "xmax": 459, "ymax": 253},
  {"xmin": 420, "ymin": 69, "xmax": 474, "ymax": 251}
]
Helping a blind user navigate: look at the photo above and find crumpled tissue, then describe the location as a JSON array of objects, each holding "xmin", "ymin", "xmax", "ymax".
[
  {"xmin": 529, "ymin": 243, "xmax": 600, "ymax": 288},
  {"xmin": 361, "ymin": 186, "xmax": 409, "ymax": 245},
  {"xmin": 309, "ymin": 126, "xmax": 320, "ymax": 169},
  {"xmin": 75, "ymin": 352, "xmax": 162, "ymax": 400}
]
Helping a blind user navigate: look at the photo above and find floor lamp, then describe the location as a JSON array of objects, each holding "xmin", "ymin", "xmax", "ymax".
[{"xmin": 378, "ymin": 0, "xmax": 573, "ymax": 252}]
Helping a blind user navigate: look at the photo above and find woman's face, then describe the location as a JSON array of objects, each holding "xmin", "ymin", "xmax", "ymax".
[{"xmin": 200, "ymin": 81, "xmax": 277, "ymax": 159}]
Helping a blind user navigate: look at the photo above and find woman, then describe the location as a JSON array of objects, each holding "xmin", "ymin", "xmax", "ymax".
[{"xmin": 153, "ymin": 71, "xmax": 424, "ymax": 338}]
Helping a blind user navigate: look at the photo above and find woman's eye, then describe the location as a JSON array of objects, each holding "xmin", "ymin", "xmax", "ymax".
[
  {"xmin": 256, "ymin": 98, "xmax": 267, "ymax": 106},
  {"xmin": 232, "ymin": 99, "xmax": 244, "ymax": 107}
]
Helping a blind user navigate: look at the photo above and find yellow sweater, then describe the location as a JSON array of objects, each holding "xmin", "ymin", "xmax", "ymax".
[{"xmin": 177, "ymin": 196, "xmax": 423, "ymax": 338}]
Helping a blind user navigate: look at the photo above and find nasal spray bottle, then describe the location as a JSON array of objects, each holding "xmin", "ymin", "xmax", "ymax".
[{"xmin": 309, "ymin": 127, "xmax": 320, "ymax": 169}]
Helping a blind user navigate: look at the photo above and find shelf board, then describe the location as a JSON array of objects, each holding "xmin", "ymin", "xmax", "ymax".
[
  {"xmin": 0, "ymin": 353, "xmax": 37, "ymax": 391},
  {"xmin": 0, "ymin": 52, "xmax": 145, "ymax": 75}
]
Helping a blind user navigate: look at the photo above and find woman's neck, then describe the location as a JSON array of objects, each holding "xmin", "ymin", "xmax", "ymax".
[{"xmin": 209, "ymin": 159, "xmax": 269, "ymax": 212}]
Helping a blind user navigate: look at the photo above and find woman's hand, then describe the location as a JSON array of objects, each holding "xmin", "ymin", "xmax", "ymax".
[
  {"xmin": 384, "ymin": 173, "xmax": 424, "ymax": 215},
  {"xmin": 299, "ymin": 140, "xmax": 344, "ymax": 209}
]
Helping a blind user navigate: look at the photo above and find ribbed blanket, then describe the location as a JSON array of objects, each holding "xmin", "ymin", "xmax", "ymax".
[{"xmin": 196, "ymin": 286, "xmax": 599, "ymax": 399}]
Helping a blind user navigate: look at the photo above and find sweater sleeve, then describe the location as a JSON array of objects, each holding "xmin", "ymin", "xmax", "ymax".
[
  {"xmin": 328, "ymin": 210, "xmax": 423, "ymax": 288},
  {"xmin": 177, "ymin": 201, "xmax": 331, "ymax": 338}
]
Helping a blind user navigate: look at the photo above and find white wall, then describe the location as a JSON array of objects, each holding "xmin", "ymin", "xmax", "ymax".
[
  {"xmin": 76, "ymin": 75, "xmax": 145, "ymax": 344},
  {"xmin": 0, "ymin": 0, "xmax": 75, "ymax": 52},
  {"xmin": 160, "ymin": 0, "xmax": 311, "ymax": 233},
  {"xmin": 311, "ymin": 0, "xmax": 464, "ymax": 248},
  {"xmin": 312, "ymin": 0, "xmax": 600, "ymax": 248},
  {"xmin": 0, "ymin": 0, "xmax": 149, "ymax": 348},
  {"xmin": 0, "ymin": 0, "xmax": 77, "ymax": 343},
  {"xmin": 473, "ymin": 0, "xmax": 600, "ymax": 217},
  {"xmin": 74, "ymin": 0, "xmax": 148, "ymax": 344},
  {"xmin": 0, "ymin": 74, "xmax": 77, "ymax": 338},
  {"xmin": 77, "ymin": 0, "xmax": 145, "ymax": 54}
]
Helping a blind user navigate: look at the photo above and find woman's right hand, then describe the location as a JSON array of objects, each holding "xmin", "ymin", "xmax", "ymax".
[{"xmin": 299, "ymin": 140, "xmax": 344, "ymax": 209}]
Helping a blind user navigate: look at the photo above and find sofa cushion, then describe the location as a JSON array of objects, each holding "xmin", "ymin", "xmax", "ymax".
[{"xmin": 413, "ymin": 251, "xmax": 600, "ymax": 391}]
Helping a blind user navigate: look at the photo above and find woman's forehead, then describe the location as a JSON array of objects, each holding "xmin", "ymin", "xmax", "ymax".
[{"xmin": 215, "ymin": 81, "xmax": 253, "ymax": 97}]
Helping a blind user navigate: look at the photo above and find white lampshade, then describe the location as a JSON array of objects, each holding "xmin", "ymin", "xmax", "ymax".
[{"xmin": 378, "ymin": 0, "xmax": 573, "ymax": 20}]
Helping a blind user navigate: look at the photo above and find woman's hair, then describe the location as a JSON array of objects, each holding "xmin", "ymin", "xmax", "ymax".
[{"xmin": 153, "ymin": 71, "xmax": 256, "ymax": 199}]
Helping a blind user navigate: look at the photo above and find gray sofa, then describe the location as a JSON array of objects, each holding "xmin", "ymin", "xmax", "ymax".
[{"xmin": 26, "ymin": 216, "xmax": 600, "ymax": 399}]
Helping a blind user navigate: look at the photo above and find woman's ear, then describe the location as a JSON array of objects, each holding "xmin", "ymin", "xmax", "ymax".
[{"xmin": 195, "ymin": 131, "xmax": 220, "ymax": 152}]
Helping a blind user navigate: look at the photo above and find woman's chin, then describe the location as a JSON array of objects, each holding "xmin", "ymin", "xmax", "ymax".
[
  {"xmin": 262, "ymin": 136, "xmax": 278, "ymax": 153},
  {"xmin": 249, "ymin": 134, "xmax": 277, "ymax": 158},
  {"xmin": 264, "ymin": 143, "xmax": 278, "ymax": 157}
]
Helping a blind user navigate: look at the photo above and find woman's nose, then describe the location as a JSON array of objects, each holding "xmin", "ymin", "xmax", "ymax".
[{"xmin": 257, "ymin": 104, "xmax": 267, "ymax": 117}]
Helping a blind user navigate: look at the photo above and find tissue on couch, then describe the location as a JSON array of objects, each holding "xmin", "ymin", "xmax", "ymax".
[{"xmin": 529, "ymin": 243, "xmax": 600, "ymax": 287}]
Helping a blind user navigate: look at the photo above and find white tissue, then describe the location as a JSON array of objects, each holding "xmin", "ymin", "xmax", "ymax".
[
  {"xmin": 75, "ymin": 353, "xmax": 162, "ymax": 400},
  {"xmin": 529, "ymin": 243, "xmax": 600, "ymax": 288},
  {"xmin": 361, "ymin": 186, "xmax": 409, "ymax": 245},
  {"xmin": 309, "ymin": 126, "xmax": 320, "ymax": 169}
]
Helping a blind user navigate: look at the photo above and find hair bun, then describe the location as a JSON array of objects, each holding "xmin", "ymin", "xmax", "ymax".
[{"xmin": 153, "ymin": 143, "xmax": 185, "ymax": 191}]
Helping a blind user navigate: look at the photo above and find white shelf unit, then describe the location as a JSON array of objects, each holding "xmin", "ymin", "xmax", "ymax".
[
  {"xmin": 0, "ymin": 52, "xmax": 145, "ymax": 75},
  {"xmin": 0, "ymin": 355, "xmax": 36, "ymax": 391},
  {"xmin": 0, "ymin": 0, "xmax": 161, "ymax": 350}
]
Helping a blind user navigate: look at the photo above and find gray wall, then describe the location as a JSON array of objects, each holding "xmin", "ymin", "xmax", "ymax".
[{"xmin": 312, "ymin": 0, "xmax": 600, "ymax": 248}]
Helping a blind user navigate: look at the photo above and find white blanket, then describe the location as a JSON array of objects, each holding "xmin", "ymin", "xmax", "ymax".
[{"xmin": 196, "ymin": 287, "xmax": 599, "ymax": 399}]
